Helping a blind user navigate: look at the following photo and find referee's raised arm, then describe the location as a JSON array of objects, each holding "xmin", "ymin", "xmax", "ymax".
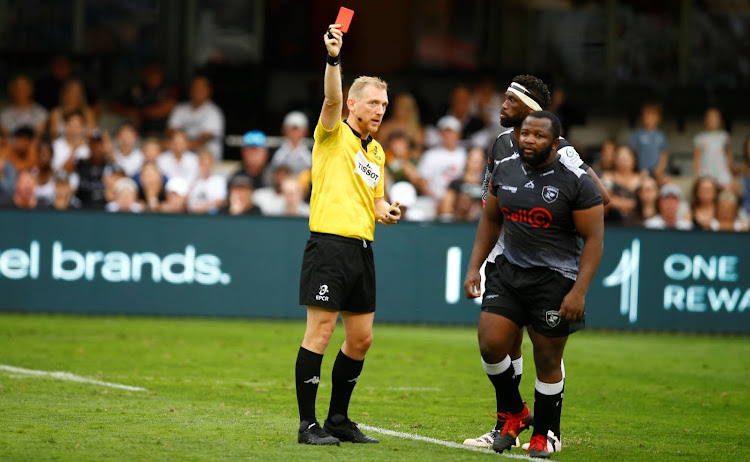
[{"xmin": 320, "ymin": 25, "xmax": 344, "ymax": 130}]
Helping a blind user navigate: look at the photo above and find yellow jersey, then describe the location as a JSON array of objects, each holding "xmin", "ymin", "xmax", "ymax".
[{"xmin": 308, "ymin": 118, "xmax": 385, "ymax": 241}]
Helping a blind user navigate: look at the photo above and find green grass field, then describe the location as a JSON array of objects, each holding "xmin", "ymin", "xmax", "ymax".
[{"xmin": 0, "ymin": 313, "xmax": 748, "ymax": 461}]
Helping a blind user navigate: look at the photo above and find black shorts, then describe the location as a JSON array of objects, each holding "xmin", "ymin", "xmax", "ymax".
[
  {"xmin": 481, "ymin": 255, "xmax": 584, "ymax": 337},
  {"xmin": 299, "ymin": 232, "xmax": 376, "ymax": 313}
]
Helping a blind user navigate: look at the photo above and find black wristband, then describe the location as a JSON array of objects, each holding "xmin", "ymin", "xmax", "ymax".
[{"xmin": 327, "ymin": 54, "xmax": 340, "ymax": 66}]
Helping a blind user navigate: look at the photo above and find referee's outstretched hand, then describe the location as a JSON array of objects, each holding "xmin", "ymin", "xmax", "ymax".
[
  {"xmin": 463, "ymin": 270, "xmax": 481, "ymax": 299},
  {"xmin": 325, "ymin": 24, "xmax": 343, "ymax": 57}
]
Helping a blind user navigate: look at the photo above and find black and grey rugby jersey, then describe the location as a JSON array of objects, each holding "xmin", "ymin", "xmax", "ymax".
[{"xmin": 489, "ymin": 152, "xmax": 602, "ymax": 280}]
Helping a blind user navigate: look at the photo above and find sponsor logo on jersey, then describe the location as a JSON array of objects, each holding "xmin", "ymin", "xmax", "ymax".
[
  {"xmin": 354, "ymin": 151, "xmax": 380, "ymax": 189},
  {"xmin": 501, "ymin": 184, "xmax": 518, "ymax": 193},
  {"xmin": 546, "ymin": 310, "xmax": 561, "ymax": 327},
  {"xmin": 500, "ymin": 207, "xmax": 552, "ymax": 229},
  {"xmin": 316, "ymin": 284, "xmax": 330, "ymax": 302},
  {"xmin": 542, "ymin": 185, "xmax": 560, "ymax": 203}
]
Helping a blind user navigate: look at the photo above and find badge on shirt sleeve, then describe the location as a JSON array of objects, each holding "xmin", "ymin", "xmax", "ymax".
[
  {"xmin": 559, "ymin": 146, "xmax": 584, "ymax": 168},
  {"xmin": 542, "ymin": 185, "xmax": 559, "ymax": 203}
]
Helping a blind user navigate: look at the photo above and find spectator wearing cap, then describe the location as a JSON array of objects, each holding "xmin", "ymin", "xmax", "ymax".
[
  {"xmin": 219, "ymin": 175, "xmax": 262, "ymax": 216},
  {"xmin": 188, "ymin": 149, "xmax": 227, "ymax": 214},
  {"xmin": 161, "ymin": 177, "xmax": 189, "ymax": 213},
  {"xmin": 106, "ymin": 177, "xmax": 143, "ymax": 213},
  {"xmin": 388, "ymin": 181, "xmax": 426, "ymax": 221},
  {"xmin": 644, "ymin": 183, "xmax": 692, "ymax": 230},
  {"xmin": 0, "ymin": 74, "xmax": 48, "ymax": 137},
  {"xmin": 269, "ymin": 111, "xmax": 312, "ymax": 179},
  {"xmin": 231, "ymin": 130, "xmax": 270, "ymax": 190},
  {"xmin": 416, "ymin": 115, "xmax": 467, "ymax": 204},
  {"xmin": 157, "ymin": 130, "xmax": 199, "ymax": 185},
  {"xmin": 166, "ymin": 75, "xmax": 225, "ymax": 160},
  {"xmin": 52, "ymin": 172, "xmax": 82, "ymax": 210}
]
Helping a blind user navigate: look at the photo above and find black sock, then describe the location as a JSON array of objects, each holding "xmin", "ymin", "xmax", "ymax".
[
  {"xmin": 532, "ymin": 379, "xmax": 564, "ymax": 438},
  {"xmin": 550, "ymin": 382, "xmax": 564, "ymax": 439},
  {"xmin": 327, "ymin": 350, "xmax": 364, "ymax": 422},
  {"xmin": 491, "ymin": 357, "xmax": 523, "ymax": 430},
  {"xmin": 483, "ymin": 356, "xmax": 524, "ymax": 430},
  {"xmin": 296, "ymin": 346, "xmax": 323, "ymax": 427}
]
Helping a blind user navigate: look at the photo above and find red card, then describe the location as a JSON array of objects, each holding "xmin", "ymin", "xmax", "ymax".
[{"xmin": 334, "ymin": 7, "xmax": 354, "ymax": 33}]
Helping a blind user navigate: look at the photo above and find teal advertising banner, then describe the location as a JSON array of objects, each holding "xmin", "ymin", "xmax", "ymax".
[{"xmin": 0, "ymin": 210, "xmax": 748, "ymax": 333}]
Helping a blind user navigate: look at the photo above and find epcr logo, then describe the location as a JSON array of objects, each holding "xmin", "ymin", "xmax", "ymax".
[{"xmin": 602, "ymin": 239, "xmax": 640, "ymax": 324}]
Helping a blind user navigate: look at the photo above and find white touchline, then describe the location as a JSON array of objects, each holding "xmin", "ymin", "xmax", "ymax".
[
  {"xmin": 358, "ymin": 424, "xmax": 533, "ymax": 460},
  {"xmin": 0, "ymin": 364, "xmax": 147, "ymax": 392}
]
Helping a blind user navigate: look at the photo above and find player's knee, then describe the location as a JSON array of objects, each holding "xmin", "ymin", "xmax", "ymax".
[
  {"xmin": 350, "ymin": 333, "xmax": 373, "ymax": 355},
  {"xmin": 304, "ymin": 322, "xmax": 335, "ymax": 350},
  {"xmin": 478, "ymin": 338, "xmax": 504, "ymax": 363}
]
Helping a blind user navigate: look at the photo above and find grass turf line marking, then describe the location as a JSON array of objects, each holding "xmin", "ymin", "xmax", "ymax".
[
  {"xmin": 358, "ymin": 424, "xmax": 531, "ymax": 459},
  {"xmin": 0, "ymin": 364, "xmax": 147, "ymax": 391}
]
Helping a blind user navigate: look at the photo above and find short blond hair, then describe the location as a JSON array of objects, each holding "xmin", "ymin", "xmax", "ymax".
[{"xmin": 348, "ymin": 76, "xmax": 388, "ymax": 102}]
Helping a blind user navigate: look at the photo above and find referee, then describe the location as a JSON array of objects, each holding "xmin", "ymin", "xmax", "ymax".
[
  {"xmin": 464, "ymin": 111, "xmax": 604, "ymax": 458},
  {"xmin": 294, "ymin": 24, "xmax": 401, "ymax": 446}
]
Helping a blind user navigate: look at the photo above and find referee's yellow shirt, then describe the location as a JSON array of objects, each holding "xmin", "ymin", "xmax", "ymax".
[{"xmin": 309, "ymin": 118, "xmax": 385, "ymax": 241}]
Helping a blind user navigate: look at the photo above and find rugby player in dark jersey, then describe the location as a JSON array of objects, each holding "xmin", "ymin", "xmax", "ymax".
[
  {"xmin": 463, "ymin": 75, "xmax": 609, "ymax": 454},
  {"xmin": 464, "ymin": 111, "xmax": 604, "ymax": 458}
]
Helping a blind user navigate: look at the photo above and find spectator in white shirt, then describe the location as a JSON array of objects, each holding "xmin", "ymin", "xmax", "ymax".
[
  {"xmin": 187, "ymin": 150, "xmax": 228, "ymax": 214},
  {"xmin": 644, "ymin": 183, "xmax": 692, "ymax": 230},
  {"xmin": 269, "ymin": 110, "xmax": 312, "ymax": 178},
  {"xmin": 108, "ymin": 123, "xmax": 143, "ymax": 177},
  {"xmin": 416, "ymin": 115, "xmax": 467, "ymax": 201},
  {"xmin": 52, "ymin": 110, "xmax": 90, "ymax": 174},
  {"xmin": 0, "ymin": 74, "xmax": 48, "ymax": 137},
  {"xmin": 157, "ymin": 130, "xmax": 199, "ymax": 185},
  {"xmin": 166, "ymin": 75, "xmax": 225, "ymax": 160}
]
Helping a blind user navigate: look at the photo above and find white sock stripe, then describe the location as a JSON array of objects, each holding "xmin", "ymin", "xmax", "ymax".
[
  {"xmin": 481, "ymin": 355, "xmax": 511, "ymax": 376},
  {"xmin": 535, "ymin": 378, "xmax": 564, "ymax": 395},
  {"xmin": 511, "ymin": 357, "xmax": 523, "ymax": 376}
]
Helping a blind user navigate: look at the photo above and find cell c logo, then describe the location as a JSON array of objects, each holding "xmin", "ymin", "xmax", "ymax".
[
  {"xmin": 529, "ymin": 207, "xmax": 552, "ymax": 228},
  {"xmin": 602, "ymin": 238, "xmax": 641, "ymax": 324}
]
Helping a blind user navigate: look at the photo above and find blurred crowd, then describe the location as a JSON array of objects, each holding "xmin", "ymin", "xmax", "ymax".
[{"xmin": 1, "ymin": 55, "xmax": 748, "ymax": 232}]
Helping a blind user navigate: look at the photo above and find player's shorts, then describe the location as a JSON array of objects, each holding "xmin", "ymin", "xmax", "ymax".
[
  {"xmin": 299, "ymin": 232, "xmax": 376, "ymax": 313},
  {"xmin": 481, "ymin": 255, "xmax": 584, "ymax": 336}
]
